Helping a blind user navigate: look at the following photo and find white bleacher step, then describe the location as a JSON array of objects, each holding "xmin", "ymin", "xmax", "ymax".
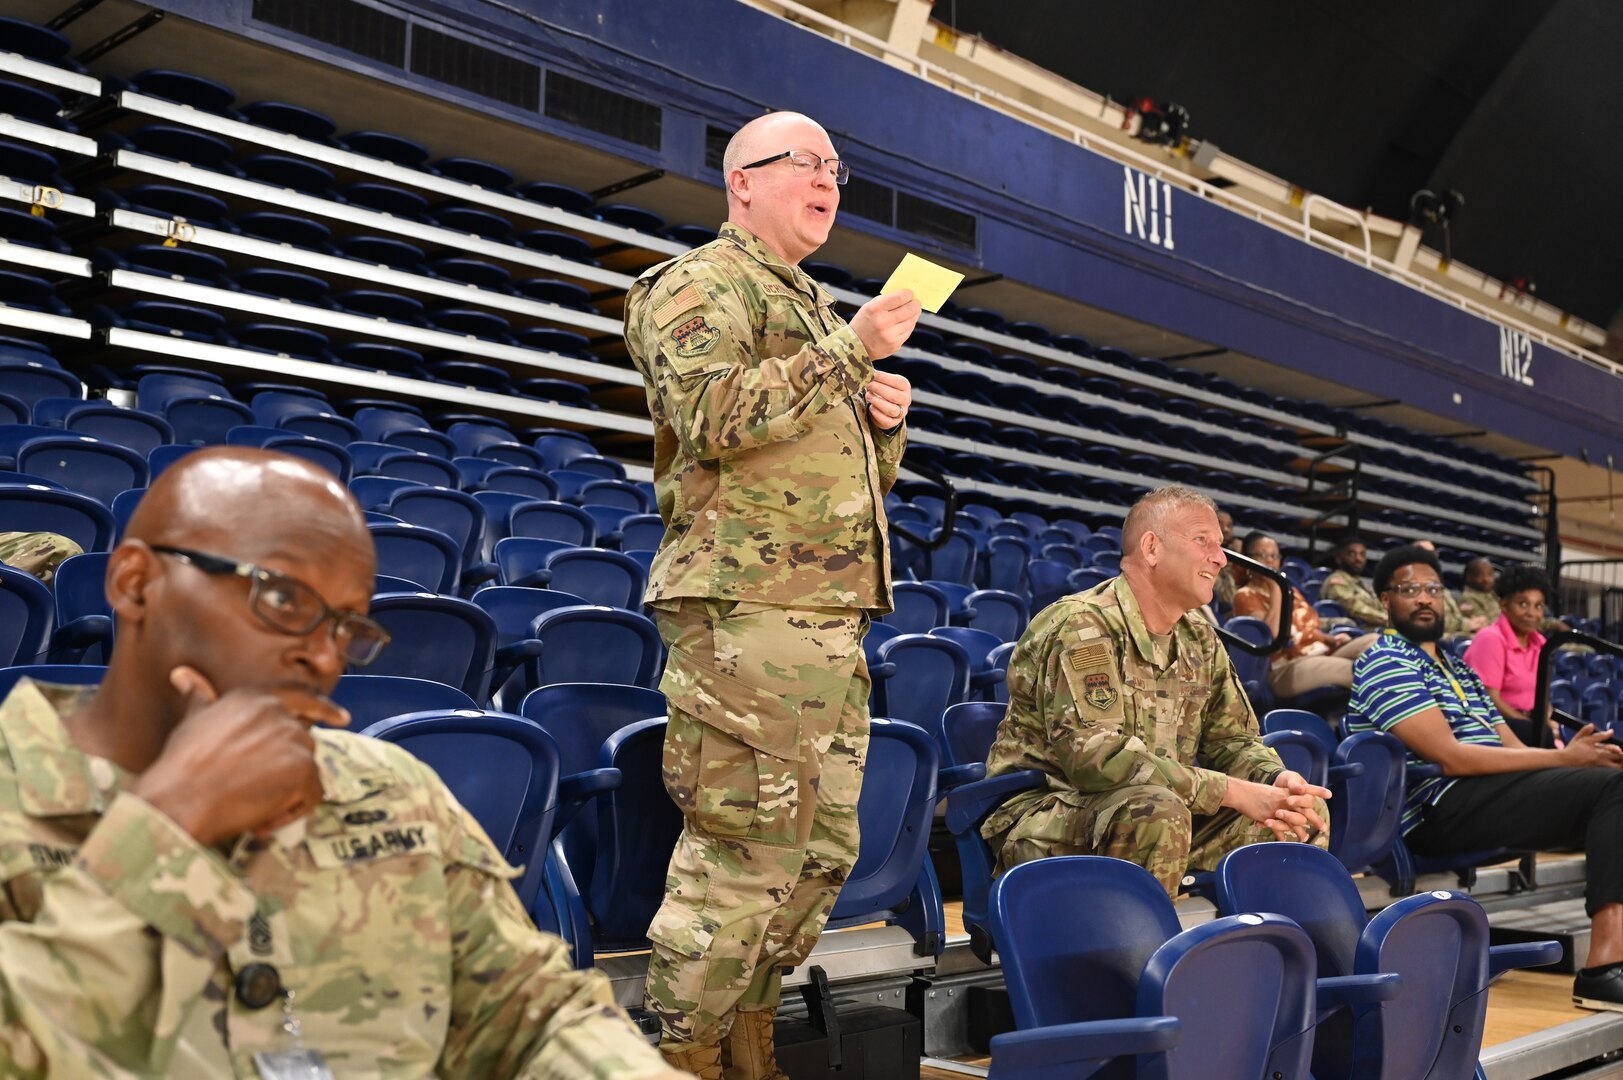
[
  {"xmin": 109, "ymin": 93, "xmax": 1537, "ymax": 499},
  {"xmin": 909, "ymin": 426, "xmax": 1304, "ymax": 494},
  {"xmin": 109, "ymin": 150, "xmax": 642, "ymax": 294},
  {"xmin": 114, "ymin": 92, "xmax": 683, "ymax": 259},
  {"xmin": 0, "ymin": 51, "xmax": 99, "ymax": 97},
  {"xmin": 104, "ymin": 269, "xmax": 638, "ymax": 387},
  {"xmin": 1491, "ymin": 897, "xmax": 1593, "ymax": 973},
  {"xmin": 0, "ymin": 238, "xmax": 90, "ymax": 277},
  {"xmin": 102, "ymin": 327, "xmax": 654, "ymax": 435},
  {"xmin": 1481, "ymin": 1013, "xmax": 1623, "ymax": 1080},
  {"xmin": 0, "ymin": 113, "xmax": 97, "ymax": 158},
  {"xmin": 901, "ymin": 342, "xmax": 1535, "ymax": 519},
  {"xmin": 0, "ymin": 175, "xmax": 94, "ymax": 218},
  {"xmin": 907, "ymin": 405, "xmax": 1535, "ymax": 558},
  {"xmin": 109, "ymin": 209, "xmax": 627, "ymax": 331},
  {"xmin": 0, "ymin": 304, "xmax": 90, "ymax": 339}
]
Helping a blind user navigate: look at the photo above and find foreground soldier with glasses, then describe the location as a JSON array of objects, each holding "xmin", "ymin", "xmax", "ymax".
[
  {"xmin": 1347, "ymin": 543, "xmax": 1623, "ymax": 1011},
  {"xmin": 0, "ymin": 447, "xmax": 683, "ymax": 1078}
]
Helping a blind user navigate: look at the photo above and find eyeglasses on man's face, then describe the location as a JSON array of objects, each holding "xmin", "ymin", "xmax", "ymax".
[
  {"xmin": 152, "ymin": 545, "xmax": 391, "ymax": 666},
  {"xmin": 1386, "ymin": 582, "xmax": 1447, "ymax": 599},
  {"xmin": 739, "ymin": 149, "xmax": 849, "ymax": 185}
]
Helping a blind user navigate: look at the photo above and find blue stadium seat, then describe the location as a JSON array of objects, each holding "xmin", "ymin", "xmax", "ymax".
[
  {"xmin": 0, "ymin": 484, "xmax": 115, "ymax": 552},
  {"xmin": 339, "ymin": 130, "xmax": 430, "ymax": 166},
  {"xmin": 364, "ymin": 592, "xmax": 496, "ymax": 700},
  {"xmin": 539, "ymin": 716, "xmax": 679, "ymax": 966},
  {"xmin": 0, "ymin": 563, "xmax": 53, "ymax": 666},
  {"xmin": 367, "ymin": 448, "xmax": 461, "ymax": 489},
  {"xmin": 0, "ymin": 393, "xmax": 25, "ymax": 426},
  {"xmin": 515, "ymin": 181, "xmax": 595, "ymax": 215},
  {"xmin": 252, "ymin": 392, "xmax": 360, "ymax": 444},
  {"xmin": 240, "ymin": 100, "xmax": 336, "ymax": 141},
  {"xmin": 458, "ymin": 460, "xmax": 558, "ymax": 501},
  {"xmin": 940, "ymin": 700, "xmax": 1002, "ymax": 787},
  {"xmin": 930, "ymin": 626, "xmax": 1012, "ymax": 703},
  {"xmin": 883, "ymin": 581, "xmax": 950, "ymax": 635},
  {"xmin": 0, "ymin": 664, "xmax": 104, "ymax": 700},
  {"xmin": 128, "ymin": 69, "xmax": 236, "ymax": 113},
  {"xmin": 353, "ymin": 407, "xmax": 455, "ymax": 457},
  {"xmin": 617, "ymin": 514, "xmax": 665, "ymax": 553},
  {"xmin": 518, "ymin": 681, "xmax": 666, "ymax": 949},
  {"xmin": 1216, "ymin": 843, "xmax": 1560, "ymax": 1080},
  {"xmin": 224, "ymin": 428, "xmax": 352, "ymax": 483},
  {"xmin": 871, "ymin": 632, "xmax": 971, "ymax": 737},
  {"xmin": 0, "ymin": 360, "xmax": 80, "ymax": 410},
  {"xmin": 347, "ymin": 475, "xmax": 425, "ymax": 512},
  {"xmin": 448, "ymin": 422, "xmax": 546, "ymax": 469},
  {"xmin": 468, "ymin": 586, "xmax": 592, "ymax": 707},
  {"xmin": 381, "ymin": 486, "xmax": 497, "ymax": 592},
  {"xmin": 236, "ymin": 211, "xmax": 333, "ymax": 252},
  {"xmin": 15, "ymin": 434, "xmax": 147, "ymax": 506},
  {"xmin": 988, "ymin": 856, "xmax": 1321, "ymax": 1080},
  {"xmin": 492, "ymin": 536, "xmax": 579, "ymax": 589},
  {"xmin": 964, "ymin": 588, "xmax": 1030, "ymax": 643},
  {"xmin": 1028, "ymin": 559, "xmax": 1073, "ymax": 612},
  {"xmin": 361, "ymin": 708, "xmax": 559, "ymax": 916},
  {"xmin": 577, "ymin": 504, "xmax": 633, "ymax": 548},
  {"xmin": 823, "ymin": 718, "xmax": 945, "ymax": 956},
  {"xmin": 335, "ymin": 182, "xmax": 428, "ymax": 217},
  {"xmin": 47, "ymin": 552, "xmax": 111, "ymax": 664},
  {"xmin": 368, "ymin": 521, "xmax": 462, "ymax": 593},
  {"xmin": 536, "ymin": 548, "xmax": 646, "ymax": 610},
  {"xmin": 525, "ymin": 605, "xmax": 663, "ymax": 691},
  {"xmin": 433, "ymin": 157, "xmax": 513, "ymax": 190},
  {"xmin": 985, "ymin": 536, "xmax": 1033, "ymax": 596},
  {"xmin": 331, "ymin": 674, "xmax": 477, "ymax": 730},
  {"xmin": 507, "ymin": 500, "xmax": 596, "ymax": 547},
  {"xmin": 45, "ymin": 402, "xmax": 173, "ymax": 457}
]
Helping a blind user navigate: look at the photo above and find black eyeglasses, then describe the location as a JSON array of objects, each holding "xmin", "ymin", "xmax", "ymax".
[
  {"xmin": 1385, "ymin": 582, "xmax": 1447, "ymax": 599},
  {"xmin": 152, "ymin": 545, "xmax": 391, "ymax": 666},
  {"xmin": 739, "ymin": 149, "xmax": 849, "ymax": 185}
]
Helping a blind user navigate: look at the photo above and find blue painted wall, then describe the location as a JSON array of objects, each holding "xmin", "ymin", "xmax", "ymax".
[{"xmin": 157, "ymin": 0, "xmax": 1622, "ymax": 463}]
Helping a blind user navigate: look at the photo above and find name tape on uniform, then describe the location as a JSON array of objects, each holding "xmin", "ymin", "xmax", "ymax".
[{"xmin": 880, "ymin": 253, "xmax": 964, "ymax": 313}]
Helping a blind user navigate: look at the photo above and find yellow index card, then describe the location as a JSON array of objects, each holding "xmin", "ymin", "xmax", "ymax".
[{"xmin": 880, "ymin": 253, "xmax": 964, "ymax": 313}]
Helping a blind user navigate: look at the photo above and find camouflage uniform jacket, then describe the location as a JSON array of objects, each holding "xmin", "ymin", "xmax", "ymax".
[
  {"xmin": 981, "ymin": 577, "xmax": 1283, "ymax": 846},
  {"xmin": 0, "ymin": 679, "xmax": 676, "ymax": 1080},
  {"xmin": 1457, "ymin": 588, "xmax": 1500, "ymax": 635},
  {"xmin": 624, "ymin": 222, "xmax": 904, "ymax": 612},
  {"xmin": 1320, "ymin": 569, "xmax": 1388, "ymax": 631}
]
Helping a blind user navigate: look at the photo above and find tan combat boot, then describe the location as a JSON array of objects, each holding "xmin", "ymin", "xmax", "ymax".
[
  {"xmin": 722, "ymin": 1007, "xmax": 791, "ymax": 1080},
  {"xmin": 659, "ymin": 1040, "xmax": 723, "ymax": 1079}
]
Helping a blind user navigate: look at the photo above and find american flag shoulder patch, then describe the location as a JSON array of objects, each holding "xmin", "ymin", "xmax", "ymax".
[
  {"xmin": 653, "ymin": 283, "xmax": 704, "ymax": 328},
  {"xmin": 1067, "ymin": 643, "xmax": 1109, "ymax": 670}
]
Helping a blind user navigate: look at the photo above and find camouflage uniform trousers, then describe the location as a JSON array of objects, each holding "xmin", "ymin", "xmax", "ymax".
[
  {"xmin": 997, "ymin": 783, "xmax": 1331, "ymax": 897},
  {"xmin": 0, "ymin": 532, "xmax": 81, "ymax": 586},
  {"xmin": 644, "ymin": 598, "xmax": 870, "ymax": 1048}
]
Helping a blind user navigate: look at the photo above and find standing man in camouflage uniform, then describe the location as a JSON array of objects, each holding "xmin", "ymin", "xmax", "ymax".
[
  {"xmin": 623, "ymin": 111, "xmax": 920, "ymax": 1079},
  {"xmin": 981, "ymin": 486, "xmax": 1330, "ymax": 896},
  {"xmin": 0, "ymin": 447, "xmax": 681, "ymax": 1078},
  {"xmin": 1320, "ymin": 536, "xmax": 1389, "ymax": 632},
  {"xmin": 0, "ymin": 530, "xmax": 82, "ymax": 585}
]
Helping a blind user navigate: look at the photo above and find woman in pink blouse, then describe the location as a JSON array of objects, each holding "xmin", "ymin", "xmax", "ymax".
[{"xmin": 1463, "ymin": 565, "xmax": 1552, "ymax": 736}]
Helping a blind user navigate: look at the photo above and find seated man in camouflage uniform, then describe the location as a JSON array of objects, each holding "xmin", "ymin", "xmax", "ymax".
[
  {"xmin": 0, "ymin": 447, "xmax": 681, "ymax": 1079},
  {"xmin": 1320, "ymin": 536, "xmax": 1388, "ymax": 632},
  {"xmin": 981, "ymin": 485, "xmax": 1330, "ymax": 896},
  {"xmin": 1456, "ymin": 557, "xmax": 1500, "ymax": 636},
  {"xmin": 0, "ymin": 530, "xmax": 82, "ymax": 585}
]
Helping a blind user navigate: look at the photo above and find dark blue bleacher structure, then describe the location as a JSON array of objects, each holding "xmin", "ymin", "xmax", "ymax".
[{"xmin": 0, "ymin": 4, "xmax": 1615, "ymax": 1075}]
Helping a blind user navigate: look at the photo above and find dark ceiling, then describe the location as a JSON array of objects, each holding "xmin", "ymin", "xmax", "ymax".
[{"xmin": 931, "ymin": 0, "xmax": 1623, "ymax": 334}]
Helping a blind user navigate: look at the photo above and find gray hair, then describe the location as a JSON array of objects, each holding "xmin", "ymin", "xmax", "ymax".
[{"xmin": 1122, "ymin": 485, "xmax": 1218, "ymax": 556}]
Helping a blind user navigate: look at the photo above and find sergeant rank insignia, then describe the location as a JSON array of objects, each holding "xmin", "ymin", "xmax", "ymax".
[
  {"xmin": 1083, "ymin": 671, "xmax": 1118, "ymax": 709},
  {"xmin": 671, "ymin": 315, "xmax": 720, "ymax": 358}
]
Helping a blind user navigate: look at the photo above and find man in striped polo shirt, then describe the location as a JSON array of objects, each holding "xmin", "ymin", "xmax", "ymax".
[{"xmin": 1348, "ymin": 544, "xmax": 1623, "ymax": 1010}]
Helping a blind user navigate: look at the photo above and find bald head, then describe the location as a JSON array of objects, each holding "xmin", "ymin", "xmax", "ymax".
[
  {"xmin": 722, "ymin": 111, "xmax": 826, "ymax": 178},
  {"xmin": 129, "ymin": 446, "xmax": 371, "ymax": 567}
]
